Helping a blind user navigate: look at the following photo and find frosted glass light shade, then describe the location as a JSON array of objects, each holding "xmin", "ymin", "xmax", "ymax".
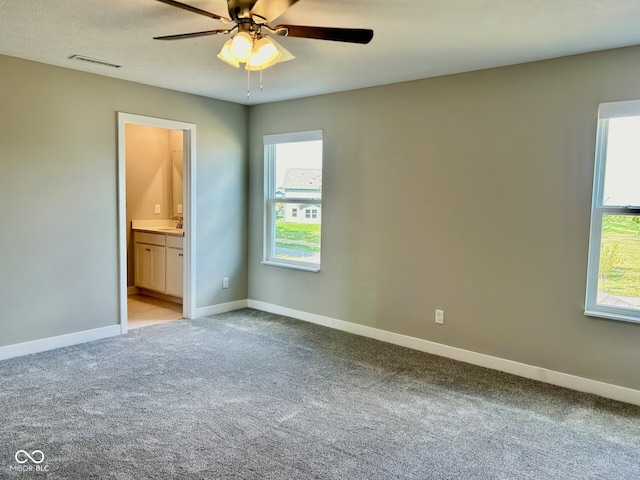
[
  {"xmin": 217, "ymin": 39, "xmax": 240, "ymax": 68},
  {"xmin": 229, "ymin": 32, "xmax": 253, "ymax": 62},
  {"xmin": 245, "ymin": 37, "xmax": 282, "ymax": 71}
]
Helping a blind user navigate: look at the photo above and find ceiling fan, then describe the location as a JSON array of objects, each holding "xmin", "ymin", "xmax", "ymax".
[{"xmin": 153, "ymin": 0, "xmax": 374, "ymax": 75}]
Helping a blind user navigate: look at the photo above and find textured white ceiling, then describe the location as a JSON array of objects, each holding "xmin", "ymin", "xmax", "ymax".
[{"xmin": 1, "ymin": 0, "xmax": 640, "ymax": 105}]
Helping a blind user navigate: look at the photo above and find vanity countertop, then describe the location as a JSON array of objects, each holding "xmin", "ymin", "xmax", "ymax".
[{"xmin": 133, "ymin": 226, "xmax": 184, "ymax": 237}]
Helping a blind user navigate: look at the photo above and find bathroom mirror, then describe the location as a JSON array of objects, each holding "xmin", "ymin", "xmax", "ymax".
[{"xmin": 171, "ymin": 150, "xmax": 183, "ymax": 218}]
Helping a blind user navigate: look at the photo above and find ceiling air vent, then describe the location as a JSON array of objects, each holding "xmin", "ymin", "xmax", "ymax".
[{"xmin": 68, "ymin": 55, "xmax": 121, "ymax": 69}]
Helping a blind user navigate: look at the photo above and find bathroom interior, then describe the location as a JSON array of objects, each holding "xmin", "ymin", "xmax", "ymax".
[{"xmin": 125, "ymin": 124, "xmax": 185, "ymax": 329}]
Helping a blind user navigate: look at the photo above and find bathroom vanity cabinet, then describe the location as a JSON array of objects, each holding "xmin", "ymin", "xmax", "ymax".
[
  {"xmin": 165, "ymin": 235, "xmax": 184, "ymax": 297},
  {"xmin": 134, "ymin": 230, "xmax": 183, "ymax": 298}
]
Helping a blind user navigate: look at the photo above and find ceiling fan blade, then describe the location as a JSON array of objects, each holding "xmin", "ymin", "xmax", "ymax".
[
  {"xmin": 154, "ymin": 29, "xmax": 230, "ymax": 40},
  {"xmin": 154, "ymin": 0, "xmax": 230, "ymax": 22},
  {"xmin": 274, "ymin": 25, "xmax": 374, "ymax": 44},
  {"xmin": 251, "ymin": 0, "xmax": 300, "ymax": 22}
]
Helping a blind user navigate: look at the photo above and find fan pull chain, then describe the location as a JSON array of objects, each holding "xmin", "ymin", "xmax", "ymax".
[
  {"xmin": 247, "ymin": 69, "xmax": 251, "ymax": 98},
  {"xmin": 259, "ymin": 68, "xmax": 263, "ymax": 92}
]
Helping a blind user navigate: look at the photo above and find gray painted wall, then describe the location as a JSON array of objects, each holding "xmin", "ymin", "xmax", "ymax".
[
  {"xmin": 3, "ymin": 45, "xmax": 640, "ymax": 392},
  {"xmin": 0, "ymin": 54, "xmax": 248, "ymax": 347},
  {"xmin": 248, "ymin": 46, "xmax": 640, "ymax": 390}
]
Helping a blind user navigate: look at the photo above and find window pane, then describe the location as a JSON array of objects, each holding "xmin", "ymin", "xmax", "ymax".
[
  {"xmin": 596, "ymin": 214, "xmax": 640, "ymax": 310},
  {"xmin": 274, "ymin": 202, "xmax": 321, "ymax": 264},
  {"xmin": 275, "ymin": 141, "xmax": 322, "ymax": 200},
  {"xmin": 265, "ymin": 130, "xmax": 322, "ymax": 270},
  {"xmin": 603, "ymin": 117, "xmax": 640, "ymax": 206}
]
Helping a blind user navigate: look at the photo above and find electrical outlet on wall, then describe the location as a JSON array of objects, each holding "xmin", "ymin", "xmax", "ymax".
[
  {"xmin": 154, "ymin": 204, "xmax": 161, "ymax": 214},
  {"xmin": 435, "ymin": 309, "xmax": 444, "ymax": 324},
  {"xmin": 222, "ymin": 277, "xmax": 229, "ymax": 289}
]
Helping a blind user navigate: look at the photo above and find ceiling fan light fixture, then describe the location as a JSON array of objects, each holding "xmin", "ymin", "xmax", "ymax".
[
  {"xmin": 245, "ymin": 37, "xmax": 282, "ymax": 71},
  {"xmin": 153, "ymin": 0, "xmax": 374, "ymax": 96},
  {"xmin": 228, "ymin": 32, "xmax": 253, "ymax": 62},
  {"xmin": 217, "ymin": 39, "xmax": 240, "ymax": 68}
]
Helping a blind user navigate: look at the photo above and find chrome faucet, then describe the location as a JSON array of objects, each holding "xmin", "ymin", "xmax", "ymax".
[{"xmin": 173, "ymin": 215, "xmax": 184, "ymax": 229}]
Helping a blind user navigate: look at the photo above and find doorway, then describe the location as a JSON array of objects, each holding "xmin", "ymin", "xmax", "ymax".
[{"xmin": 117, "ymin": 113, "xmax": 196, "ymax": 334}]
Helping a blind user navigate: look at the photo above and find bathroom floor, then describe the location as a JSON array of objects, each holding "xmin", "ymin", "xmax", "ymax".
[{"xmin": 128, "ymin": 294, "xmax": 183, "ymax": 329}]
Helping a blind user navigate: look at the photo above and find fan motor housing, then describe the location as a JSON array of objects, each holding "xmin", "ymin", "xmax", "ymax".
[{"xmin": 227, "ymin": 0, "xmax": 258, "ymax": 20}]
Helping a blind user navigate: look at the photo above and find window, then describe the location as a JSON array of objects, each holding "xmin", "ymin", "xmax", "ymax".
[
  {"xmin": 263, "ymin": 130, "xmax": 323, "ymax": 271},
  {"xmin": 586, "ymin": 100, "xmax": 640, "ymax": 322}
]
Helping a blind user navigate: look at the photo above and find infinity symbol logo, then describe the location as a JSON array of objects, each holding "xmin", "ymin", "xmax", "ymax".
[{"xmin": 15, "ymin": 450, "xmax": 44, "ymax": 464}]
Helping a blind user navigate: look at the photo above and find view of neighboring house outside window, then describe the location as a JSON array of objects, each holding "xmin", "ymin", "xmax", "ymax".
[
  {"xmin": 263, "ymin": 130, "xmax": 323, "ymax": 271},
  {"xmin": 585, "ymin": 100, "xmax": 640, "ymax": 323},
  {"xmin": 282, "ymin": 169, "xmax": 322, "ymax": 225}
]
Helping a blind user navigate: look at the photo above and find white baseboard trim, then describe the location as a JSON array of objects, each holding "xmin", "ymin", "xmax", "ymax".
[
  {"xmin": 194, "ymin": 299, "xmax": 248, "ymax": 318},
  {"xmin": 247, "ymin": 300, "xmax": 640, "ymax": 407},
  {"xmin": 0, "ymin": 325, "xmax": 122, "ymax": 362}
]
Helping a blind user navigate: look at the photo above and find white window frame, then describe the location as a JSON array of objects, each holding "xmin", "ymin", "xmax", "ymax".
[
  {"xmin": 585, "ymin": 100, "xmax": 640, "ymax": 323},
  {"xmin": 263, "ymin": 130, "xmax": 323, "ymax": 272}
]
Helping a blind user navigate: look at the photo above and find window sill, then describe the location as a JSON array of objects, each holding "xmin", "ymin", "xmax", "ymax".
[
  {"xmin": 261, "ymin": 260, "xmax": 320, "ymax": 273},
  {"xmin": 584, "ymin": 309, "xmax": 640, "ymax": 324}
]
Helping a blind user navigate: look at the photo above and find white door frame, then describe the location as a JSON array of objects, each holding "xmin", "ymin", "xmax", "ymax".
[{"xmin": 117, "ymin": 112, "xmax": 197, "ymax": 333}]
